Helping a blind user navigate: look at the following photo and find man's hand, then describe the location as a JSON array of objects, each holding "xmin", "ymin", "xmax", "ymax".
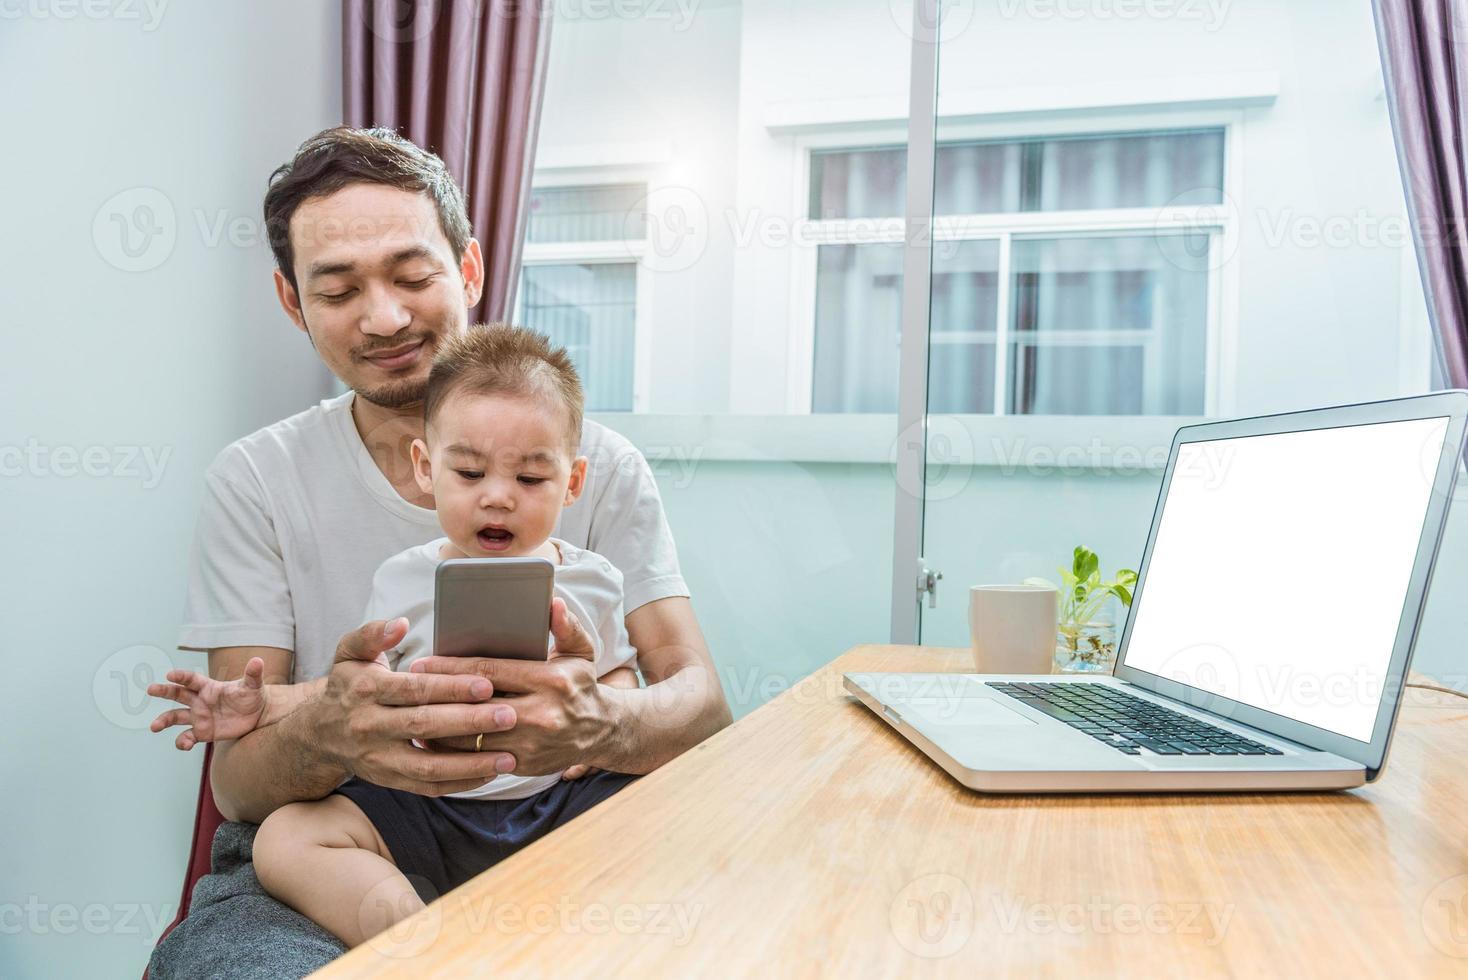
[
  {"xmin": 409, "ymin": 598, "xmax": 616, "ymax": 776},
  {"xmin": 308, "ymin": 618, "xmax": 522, "ymax": 795}
]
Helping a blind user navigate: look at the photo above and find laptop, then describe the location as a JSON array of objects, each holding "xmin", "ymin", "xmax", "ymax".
[{"xmin": 846, "ymin": 391, "xmax": 1468, "ymax": 792}]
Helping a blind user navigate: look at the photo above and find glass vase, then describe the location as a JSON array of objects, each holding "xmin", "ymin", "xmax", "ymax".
[{"xmin": 1054, "ymin": 621, "xmax": 1118, "ymax": 674}]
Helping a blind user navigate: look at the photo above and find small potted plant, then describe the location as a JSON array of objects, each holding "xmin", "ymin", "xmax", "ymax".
[{"xmin": 1026, "ymin": 546, "xmax": 1137, "ymax": 673}]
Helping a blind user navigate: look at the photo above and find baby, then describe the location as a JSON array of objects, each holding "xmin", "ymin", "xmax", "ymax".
[{"xmin": 150, "ymin": 324, "xmax": 640, "ymax": 948}]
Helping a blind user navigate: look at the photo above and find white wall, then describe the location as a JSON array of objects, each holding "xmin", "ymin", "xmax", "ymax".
[
  {"xmin": 535, "ymin": 0, "xmax": 743, "ymax": 413},
  {"xmin": 0, "ymin": 3, "xmax": 339, "ymax": 976}
]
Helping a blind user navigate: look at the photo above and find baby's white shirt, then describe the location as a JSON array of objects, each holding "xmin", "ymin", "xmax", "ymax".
[{"xmin": 361, "ymin": 536, "xmax": 636, "ymax": 801}]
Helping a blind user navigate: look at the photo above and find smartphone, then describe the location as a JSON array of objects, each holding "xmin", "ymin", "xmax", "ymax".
[{"xmin": 433, "ymin": 557, "xmax": 555, "ymax": 660}]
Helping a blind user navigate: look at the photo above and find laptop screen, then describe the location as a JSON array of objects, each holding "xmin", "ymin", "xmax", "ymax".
[{"xmin": 1120, "ymin": 415, "xmax": 1450, "ymax": 743}]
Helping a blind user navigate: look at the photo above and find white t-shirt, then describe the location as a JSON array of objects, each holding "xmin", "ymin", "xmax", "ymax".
[
  {"xmin": 178, "ymin": 391, "xmax": 687, "ymax": 682},
  {"xmin": 366, "ymin": 536, "xmax": 635, "ymax": 801}
]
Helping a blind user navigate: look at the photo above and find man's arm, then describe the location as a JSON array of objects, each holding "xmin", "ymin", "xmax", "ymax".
[
  {"xmin": 566, "ymin": 427, "xmax": 731, "ymax": 769},
  {"xmin": 590, "ymin": 595, "xmax": 731, "ymax": 773}
]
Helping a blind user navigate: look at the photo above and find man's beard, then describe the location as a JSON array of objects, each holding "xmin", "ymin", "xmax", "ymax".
[
  {"xmin": 297, "ymin": 309, "xmax": 455, "ymax": 411},
  {"xmin": 354, "ymin": 376, "xmax": 428, "ymax": 409},
  {"xmin": 345, "ymin": 325, "xmax": 437, "ymax": 409}
]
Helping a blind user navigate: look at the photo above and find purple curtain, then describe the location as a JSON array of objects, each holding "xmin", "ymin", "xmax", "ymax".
[
  {"xmin": 1374, "ymin": 0, "xmax": 1468, "ymax": 388},
  {"xmin": 343, "ymin": 0, "xmax": 553, "ymax": 323}
]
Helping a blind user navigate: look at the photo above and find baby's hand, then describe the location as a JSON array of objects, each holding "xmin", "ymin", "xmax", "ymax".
[{"xmin": 147, "ymin": 658, "xmax": 268, "ymax": 750}]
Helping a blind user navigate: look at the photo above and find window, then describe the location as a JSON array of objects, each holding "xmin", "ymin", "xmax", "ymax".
[
  {"xmin": 517, "ymin": 183, "xmax": 647, "ymax": 412},
  {"xmin": 807, "ymin": 129, "xmax": 1225, "ymax": 415}
]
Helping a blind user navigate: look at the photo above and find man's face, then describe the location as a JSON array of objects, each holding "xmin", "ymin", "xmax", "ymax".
[
  {"xmin": 274, "ymin": 183, "xmax": 484, "ymax": 409},
  {"xmin": 411, "ymin": 391, "xmax": 586, "ymax": 559}
]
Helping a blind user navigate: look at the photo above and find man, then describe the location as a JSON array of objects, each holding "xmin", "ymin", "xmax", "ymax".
[{"xmin": 151, "ymin": 127, "xmax": 730, "ymax": 975}]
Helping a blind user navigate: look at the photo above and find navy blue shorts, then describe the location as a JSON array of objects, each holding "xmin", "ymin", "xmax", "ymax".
[{"xmin": 333, "ymin": 771, "xmax": 636, "ymax": 903}]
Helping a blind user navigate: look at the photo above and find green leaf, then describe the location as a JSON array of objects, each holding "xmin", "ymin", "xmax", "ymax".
[
  {"xmin": 1073, "ymin": 546, "xmax": 1099, "ymax": 582},
  {"xmin": 1110, "ymin": 584, "xmax": 1133, "ymax": 606},
  {"xmin": 1117, "ymin": 569, "xmax": 1138, "ymax": 587}
]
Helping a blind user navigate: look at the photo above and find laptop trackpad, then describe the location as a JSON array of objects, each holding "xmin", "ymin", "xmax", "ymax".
[{"xmin": 902, "ymin": 696, "xmax": 1037, "ymax": 728}]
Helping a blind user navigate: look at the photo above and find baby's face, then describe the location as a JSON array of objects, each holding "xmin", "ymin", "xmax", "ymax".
[{"xmin": 413, "ymin": 391, "xmax": 585, "ymax": 559}]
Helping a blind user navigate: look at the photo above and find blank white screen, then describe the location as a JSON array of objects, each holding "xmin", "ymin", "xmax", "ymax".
[{"xmin": 1122, "ymin": 416, "xmax": 1449, "ymax": 742}]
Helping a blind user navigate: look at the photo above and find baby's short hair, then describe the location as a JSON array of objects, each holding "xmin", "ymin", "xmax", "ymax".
[{"xmin": 424, "ymin": 324, "xmax": 584, "ymax": 455}]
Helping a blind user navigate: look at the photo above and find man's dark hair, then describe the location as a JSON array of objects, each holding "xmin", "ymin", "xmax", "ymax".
[{"xmin": 263, "ymin": 126, "xmax": 472, "ymax": 290}]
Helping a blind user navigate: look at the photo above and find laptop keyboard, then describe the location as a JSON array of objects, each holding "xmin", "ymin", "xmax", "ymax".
[{"xmin": 986, "ymin": 682, "xmax": 1283, "ymax": 757}]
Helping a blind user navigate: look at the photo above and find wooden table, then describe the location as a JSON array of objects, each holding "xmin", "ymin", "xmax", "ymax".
[{"xmin": 315, "ymin": 646, "xmax": 1468, "ymax": 978}]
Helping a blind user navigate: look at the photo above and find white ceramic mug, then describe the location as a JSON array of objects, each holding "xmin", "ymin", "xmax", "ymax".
[{"xmin": 968, "ymin": 585, "xmax": 1059, "ymax": 674}]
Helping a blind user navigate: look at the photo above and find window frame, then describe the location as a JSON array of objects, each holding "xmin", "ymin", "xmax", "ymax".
[
  {"xmin": 516, "ymin": 167, "xmax": 656, "ymax": 413},
  {"xmin": 786, "ymin": 109, "xmax": 1244, "ymax": 418}
]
